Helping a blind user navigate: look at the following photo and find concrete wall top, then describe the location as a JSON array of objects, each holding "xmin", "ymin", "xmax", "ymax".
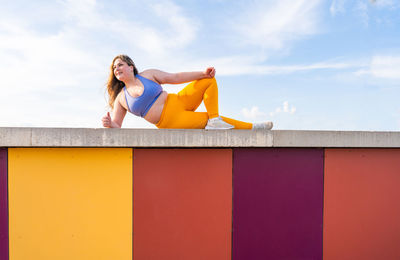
[{"xmin": 1, "ymin": 127, "xmax": 400, "ymax": 147}]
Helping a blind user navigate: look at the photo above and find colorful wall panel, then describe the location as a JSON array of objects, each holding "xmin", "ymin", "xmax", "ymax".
[
  {"xmin": 8, "ymin": 148, "xmax": 132, "ymax": 260},
  {"xmin": 133, "ymin": 149, "xmax": 232, "ymax": 260},
  {"xmin": 324, "ymin": 149, "xmax": 400, "ymax": 260},
  {"xmin": 1, "ymin": 145, "xmax": 400, "ymax": 260},
  {"xmin": 233, "ymin": 148, "xmax": 324, "ymax": 260},
  {"xmin": 0, "ymin": 148, "xmax": 7, "ymax": 260}
]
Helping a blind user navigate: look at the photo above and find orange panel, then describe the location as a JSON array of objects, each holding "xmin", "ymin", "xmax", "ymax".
[
  {"xmin": 133, "ymin": 149, "xmax": 232, "ymax": 260},
  {"xmin": 324, "ymin": 149, "xmax": 400, "ymax": 260},
  {"xmin": 8, "ymin": 148, "xmax": 132, "ymax": 260}
]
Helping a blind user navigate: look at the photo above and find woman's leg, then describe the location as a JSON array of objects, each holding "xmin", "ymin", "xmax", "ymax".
[
  {"xmin": 157, "ymin": 90, "xmax": 253, "ymax": 129},
  {"xmin": 221, "ymin": 116, "xmax": 253, "ymax": 129},
  {"xmin": 158, "ymin": 112, "xmax": 252, "ymax": 129},
  {"xmin": 177, "ymin": 78, "xmax": 219, "ymax": 119},
  {"xmin": 156, "ymin": 94, "xmax": 209, "ymax": 129}
]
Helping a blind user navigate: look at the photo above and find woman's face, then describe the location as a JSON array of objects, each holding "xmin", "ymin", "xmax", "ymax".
[{"xmin": 113, "ymin": 58, "xmax": 133, "ymax": 82}]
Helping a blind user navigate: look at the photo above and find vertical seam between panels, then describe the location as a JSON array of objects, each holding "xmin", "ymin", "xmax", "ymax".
[
  {"xmin": 231, "ymin": 148, "xmax": 234, "ymax": 260},
  {"xmin": 322, "ymin": 148, "xmax": 325, "ymax": 260},
  {"xmin": 132, "ymin": 148, "xmax": 134, "ymax": 260},
  {"xmin": 6, "ymin": 148, "xmax": 10, "ymax": 260}
]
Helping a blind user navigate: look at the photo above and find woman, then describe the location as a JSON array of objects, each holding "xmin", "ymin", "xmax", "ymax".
[{"xmin": 102, "ymin": 54, "xmax": 273, "ymax": 130}]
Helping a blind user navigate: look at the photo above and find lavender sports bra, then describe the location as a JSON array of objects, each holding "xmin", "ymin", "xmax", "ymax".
[{"xmin": 123, "ymin": 74, "xmax": 163, "ymax": 117}]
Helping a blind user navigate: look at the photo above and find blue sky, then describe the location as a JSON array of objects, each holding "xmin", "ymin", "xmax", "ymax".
[{"xmin": 1, "ymin": 0, "xmax": 399, "ymax": 130}]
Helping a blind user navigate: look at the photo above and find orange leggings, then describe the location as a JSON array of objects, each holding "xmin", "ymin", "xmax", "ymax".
[{"xmin": 156, "ymin": 78, "xmax": 253, "ymax": 129}]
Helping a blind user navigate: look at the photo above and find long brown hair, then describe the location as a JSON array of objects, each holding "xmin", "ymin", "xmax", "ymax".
[{"xmin": 106, "ymin": 54, "xmax": 139, "ymax": 109}]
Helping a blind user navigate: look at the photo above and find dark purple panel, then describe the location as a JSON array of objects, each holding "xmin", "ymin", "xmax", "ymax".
[
  {"xmin": 0, "ymin": 148, "xmax": 8, "ymax": 260},
  {"xmin": 233, "ymin": 148, "xmax": 323, "ymax": 260}
]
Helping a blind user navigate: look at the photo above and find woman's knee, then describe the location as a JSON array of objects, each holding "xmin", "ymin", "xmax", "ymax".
[
  {"xmin": 197, "ymin": 77, "xmax": 217, "ymax": 87},
  {"xmin": 206, "ymin": 77, "xmax": 217, "ymax": 83}
]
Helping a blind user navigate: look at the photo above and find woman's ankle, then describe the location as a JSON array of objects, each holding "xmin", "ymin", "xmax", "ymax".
[{"xmin": 208, "ymin": 114, "xmax": 219, "ymax": 120}]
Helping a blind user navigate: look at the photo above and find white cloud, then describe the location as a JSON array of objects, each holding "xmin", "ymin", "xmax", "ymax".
[
  {"xmin": 355, "ymin": 0, "xmax": 370, "ymax": 26},
  {"xmin": 355, "ymin": 55, "xmax": 400, "ymax": 79},
  {"xmin": 370, "ymin": 56, "xmax": 400, "ymax": 79},
  {"xmin": 150, "ymin": 1, "xmax": 198, "ymax": 49},
  {"xmin": 330, "ymin": 0, "xmax": 399, "ymax": 26},
  {"xmin": 270, "ymin": 101, "xmax": 296, "ymax": 117},
  {"xmin": 370, "ymin": 0, "xmax": 400, "ymax": 8},
  {"xmin": 0, "ymin": 22, "xmax": 103, "ymax": 93},
  {"xmin": 59, "ymin": 0, "xmax": 199, "ymax": 58},
  {"xmin": 62, "ymin": 0, "xmax": 99, "ymax": 28},
  {"xmin": 201, "ymin": 55, "xmax": 364, "ymax": 76},
  {"xmin": 238, "ymin": 102, "xmax": 296, "ymax": 122},
  {"xmin": 233, "ymin": 0, "xmax": 322, "ymax": 52},
  {"xmin": 241, "ymin": 106, "xmax": 267, "ymax": 119},
  {"xmin": 0, "ymin": 0, "xmax": 200, "ymax": 128},
  {"xmin": 104, "ymin": 1, "xmax": 199, "ymax": 58},
  {"xmin": 330, "ymin": 0, "xmax": 346, "ymax": 16}
]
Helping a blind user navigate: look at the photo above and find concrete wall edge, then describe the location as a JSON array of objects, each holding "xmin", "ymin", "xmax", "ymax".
[{"xmin": 1, "ymin": 127, "xmax": 400, "ymax": 147}]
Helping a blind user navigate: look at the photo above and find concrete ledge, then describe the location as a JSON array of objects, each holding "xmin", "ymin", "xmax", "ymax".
[{"xmin": 1, "ymin": 127, "xmax": 400, "ymax": 147}]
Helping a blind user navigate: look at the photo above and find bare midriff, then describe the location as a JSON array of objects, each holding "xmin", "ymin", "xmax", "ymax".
[{"xmin": 143, "ymin": 91, "xmax": 168, "ymax": 124}]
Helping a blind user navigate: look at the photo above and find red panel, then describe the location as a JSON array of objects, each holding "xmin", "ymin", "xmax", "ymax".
[
  {"xmin": 324, "ymin": 149, "xmax": 400, "ymax": 260},
  {"xmin": 133, "ymin": 149, "xmax": 232, "ymax": 260}
]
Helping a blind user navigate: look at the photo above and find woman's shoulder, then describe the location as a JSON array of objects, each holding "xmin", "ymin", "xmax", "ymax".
[
  {"xmin": 139, "ymin": 69, "xmax": 160, "ymax": 77},
  {"xmin": 138, "ymin": 69, "xmax": 162, "ymax": 84}
]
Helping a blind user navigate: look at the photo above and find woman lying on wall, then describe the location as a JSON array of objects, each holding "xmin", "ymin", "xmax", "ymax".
[{"xmin": 102, "ymin": 54, "xmax": 273, "ymax": 130}]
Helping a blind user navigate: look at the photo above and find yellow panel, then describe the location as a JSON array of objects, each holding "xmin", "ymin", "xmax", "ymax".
[{"xmin": 8, "ymin": 148, "xmax": 132, "ymax": 260}]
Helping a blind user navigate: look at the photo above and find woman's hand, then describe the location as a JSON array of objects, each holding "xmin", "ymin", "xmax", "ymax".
[
  {"xmin": 102, "ymin": 112, "xmax": 112, "ymax": 128},
  {"xmin": 203, "ymin": 67, "xmax": 216, "ymax": 78}
]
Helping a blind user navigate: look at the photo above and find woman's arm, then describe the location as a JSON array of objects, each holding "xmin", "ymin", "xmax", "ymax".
[
  {"xmin": 148, "ymin": 67, "xmax": 216, "ymax": 84},
  {"xmin": 102, "ymin": 98, "xmax": 127, "ymax": 128}
]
